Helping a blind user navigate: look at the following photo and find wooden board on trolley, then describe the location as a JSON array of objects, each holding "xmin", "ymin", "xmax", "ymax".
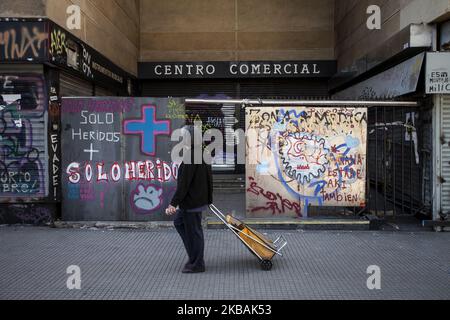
[{"xmin": 226, "ymin": 215, "xmax": 277, "ymax": 261}]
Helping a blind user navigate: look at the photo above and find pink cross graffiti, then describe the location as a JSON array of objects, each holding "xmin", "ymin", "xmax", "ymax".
[{"xmin": 123, "ymin": 105, "xmax": 171, "ymax": 156}]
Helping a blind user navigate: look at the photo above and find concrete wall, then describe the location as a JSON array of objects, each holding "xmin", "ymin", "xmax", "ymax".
[
  {"xmin": 0, "ymin": 0, "xmax": 46, "ymax": 17},
  {"xmin": 0, "ymin": 0, "xmax": 139, "ymax": 76},
  {"xmin": 335, "ymin": 0, "xmax": 450, "ymax": 72},
  {"xmin": 140, "ymin": 0, "xmax": 335, "ymax": 62},
  {"xmin": 46, "ymin": 0, "xmax": 139, "ymax": 75}
]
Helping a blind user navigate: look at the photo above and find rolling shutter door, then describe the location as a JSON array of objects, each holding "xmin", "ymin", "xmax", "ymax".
[
  {"xmin": 0, "ymin": 64, "xmax": 43, "ymax": 74},
  {"xmin": 95, "ymin": 85, "xmax": 117, "ymax": 96},
  {"xmin": 239, "ymin": 79, "xmax": 329, "ymax": 99},
  {"xmin": 186, "ymin": 103, "xmax": 237, "ymax": 172},
  {"xmin": 141, "ymin": 79, "xmax": 329, "ymax": 99},
  {"xmin": 0, "ymin": 74, "xmax": 49, "ymax": 198},
  {"xmin": 440, "ymin": 95, "xmax": 450, "ymax": 213},
  {"xmin": 141, "ymin": 79, "xmax": 237, "ymax": 98},
  {"xmin": 60, "ymin": 72, "xmax": 93, "ymax": 97}
]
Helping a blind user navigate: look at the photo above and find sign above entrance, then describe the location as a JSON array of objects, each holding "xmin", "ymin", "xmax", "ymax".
[
  {"xmin": 426, "ymin": 52, "xmax": 450, "ymax": 94},
  {"xmin": 333, "ymin": 53, "xmax": 425, "ymax": 100},
  {"xmin": 138, "ymin": 61, "xmax": 337, "ymax": 79}
]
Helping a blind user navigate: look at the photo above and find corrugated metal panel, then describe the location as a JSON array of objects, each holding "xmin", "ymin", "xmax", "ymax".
[
  {"xmin": 60, "ymin": 72, "xmax": 93, "ymax": 97},
  {"xmin": 239, "ymin": 79, "xmax": 329, "ymax": 99},
  {"xmin": 95, "ymin": 85, "xmax": 117, "ymax": 96},
  {"xmin": 0, "ymin": 64, "xmax": 43, "ymax": 74},
  {"xmin": 185, "ymin": 103, "xmax": 236, "ymax": 171},
  {"xmin": 440, "ymin": 95, "xmax": 450, "ymax": 212},
  {"xmin": 0, "ymin": 74, "xmax": 48, "ymax": 199},
  {"xmin": 142, "ymin": 79, "xmax": 329, "ymax": 99},
  {"xmin": 142, "ymin": 80, "xmax": 237, "ymax": 98}
]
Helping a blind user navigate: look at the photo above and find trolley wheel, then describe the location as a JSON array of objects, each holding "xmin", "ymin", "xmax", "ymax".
[{"xmin": 261, "ymin": 260, "xmax": 273, "ymax": 271}]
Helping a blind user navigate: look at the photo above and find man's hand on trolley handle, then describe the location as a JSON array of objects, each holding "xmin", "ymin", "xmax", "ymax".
[{"xmin": 165, "ymin": 205, "xmax": 177, "ymax": 216}]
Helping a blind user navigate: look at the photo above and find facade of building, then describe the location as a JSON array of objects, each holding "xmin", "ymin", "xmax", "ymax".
[
  {"xmin": 1, "ymin": 0, "xmax": 450, "ymax": 224},
  {"xmin": 332, "ymin": 0, "xmax": 450, "ymax": 225},
  {"xmin": 138, "ymin": 0, "xmax": 336, "ymax": 174},
  {"xmin": 0, "ymin": 0, "xmax": 137, "ymax": 223}
]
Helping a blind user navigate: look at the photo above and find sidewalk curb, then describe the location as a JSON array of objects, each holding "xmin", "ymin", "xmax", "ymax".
[
  {"xmin": 53, "ymin": 221, "xmax": 175, "ymax": 230},
  {"xmin": 206, "ymin": 218, "xmax": 371, "ymax": 231},
  {"xmin": 51, "ymin": 219, "xmax": 372, "ymax": 231}
]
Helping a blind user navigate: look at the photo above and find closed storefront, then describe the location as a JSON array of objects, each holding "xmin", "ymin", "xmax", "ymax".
[
  {"xmin": 436, "ymin": 95, "xmax": 450, "ymax": 217},
  {"xmin": 140, "ymin": 61, "xmax": 336, "ymax": 173},
  {"xmin": 429, "ymin": 50, "xmax": 450, "ymax": 226},
  {"xmin": 0, "ymin": 18, "xmax": 135, "ymax": 224},
  {"xmin": 0, "ymin": 69, "xmax": 51, "ymax": 224},
  {"xmin": 60, "ymin": 72, "xmax": 93, "ymax": 97},
  {"xmin": 94, "ymin": 85, "xmax": 117, "ymax": 97}
]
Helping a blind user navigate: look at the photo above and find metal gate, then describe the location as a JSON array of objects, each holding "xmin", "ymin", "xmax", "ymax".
[
  {"xmin": 366, "ymin": 103, "xmax": 433, "ymax": 218},
  {"xmin": 186, "ymin": 99, "xmax": 431, "ymax": 218}
]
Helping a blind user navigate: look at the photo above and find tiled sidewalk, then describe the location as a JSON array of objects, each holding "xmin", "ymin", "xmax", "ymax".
[{"xmin": 0, "ymin": 226, "xmax": 449, "ymax": 300}]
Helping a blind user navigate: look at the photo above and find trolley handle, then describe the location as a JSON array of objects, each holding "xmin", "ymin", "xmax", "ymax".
[
  {"xmin": 274, "ymin": 235, "xmax": 288, "ymax": 252},
  {"xmin": 209, "ymin": 204, "xmax": 228, "ymax": 221}
]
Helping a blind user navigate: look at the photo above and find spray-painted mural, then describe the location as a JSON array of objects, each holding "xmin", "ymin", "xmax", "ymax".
[
  {"xmin": 0, "ymin": 74, "xmax": 51, "ymax": 224},
  {"xmin": 61, "ymin": 97, "xmax": 184, "ymax": 221},
  {"xmin": 0, "ymin": 75, "xmax": 48, "ymax": 197},
  {"xmin": 0, "ymin": 21, "xmax": 48, "ymax": 61},
  {"xmin": 246, "ymin": 107, "xmax": 367, "ymax": 218}
]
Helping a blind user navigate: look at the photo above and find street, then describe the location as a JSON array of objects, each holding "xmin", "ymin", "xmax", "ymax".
[{"xmin": 0, "ymin": 226, "xmax": 449, "ymax": 300}]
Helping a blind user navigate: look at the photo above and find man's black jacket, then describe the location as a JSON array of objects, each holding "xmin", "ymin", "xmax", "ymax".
[{"xmin": 170, "ymin": 162, "xmax": 213, "ymax": 210}]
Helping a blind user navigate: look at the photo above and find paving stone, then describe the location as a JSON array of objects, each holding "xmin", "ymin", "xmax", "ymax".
[{"xmin": 0, "ymin": 227, "xmax": 449, "ymax": 300}]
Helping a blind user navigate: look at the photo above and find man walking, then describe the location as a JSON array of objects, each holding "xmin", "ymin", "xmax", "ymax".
[{"xmin": 166, "ymin": 125, "xmax": 213, "ymax": 273}]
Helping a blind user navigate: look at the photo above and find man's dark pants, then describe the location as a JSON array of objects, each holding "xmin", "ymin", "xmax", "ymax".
[{"xmin": 174, "ymin": 209, "xmax": 205, "ymax": 270}]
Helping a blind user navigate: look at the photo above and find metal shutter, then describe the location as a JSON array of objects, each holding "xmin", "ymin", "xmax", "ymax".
[
  {"xmin": 0, "ymin": 64, "xmax": 43, "ymax": 74},
  {"xmin": 141, "ymin": 79, "xmax": 329, "ymax": 99},
  {"xmin": 186, "ymin": 103, "xmax": 237, "ymax": 172},
  {"xmin": 95, "ymin": 85, "xmax": 117, "ymax": 96},
  {"xmin": 60, "ymin": 72, "xmax": 93, "ymax": 97},
  {"xmin": 141, "ymin": 80, "xmax": 237, "ymax": 98},
  {"xmin": 440, "ymin": 95, "xmax": 450, "ymax": 213},
  {"xmin": 0, "ymin": 74, "xmax": 48, "ymax": 198},
  {"xmin": 239, "ymin": 79, "xmax": 329, "ymax": 99}
]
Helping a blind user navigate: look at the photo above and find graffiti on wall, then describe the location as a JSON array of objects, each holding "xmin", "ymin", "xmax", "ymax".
[
  {"xmin": 0, "ymin": 22, "xmax": 48, "ymax": 60},
  {"xmin": 49, "ymin": 28, "xmax": 66, "ymax": 58},
  {"xmin": 48, "ymin": 83, "xmax": 61, "ymax": 201},
  {"xmin": 246, "ymin": 107, "xmax": 367, "ymax": 218},
  {"xmin": 124, "ymin": 105, "xmax": 171, "ymax": 156},
  {"xmin": 81, "ymin": 45, "xmax": 93, "ymax": 79},
  {"xmin": 0, "ymin": 75, "xmax": 48, "ymax": 198},
  {"xmin": 62, "ymin": 98, "xmax": 184, "ymax": 221},
  {"xmin": 185, "ymin": 94, "xmax": 238, "ymax": 167}
]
